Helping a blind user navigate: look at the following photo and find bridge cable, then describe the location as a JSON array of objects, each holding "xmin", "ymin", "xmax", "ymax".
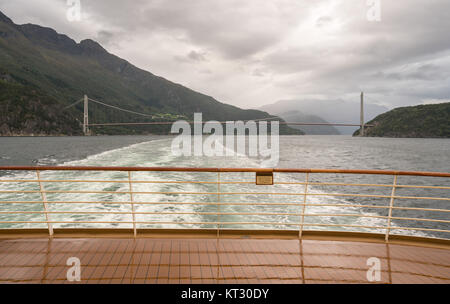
[
  {"xmin": 87, "ymin": 97, "xmax": 157, "ymax": 119},
  {"xmin": 62, "ymin": 98, "xmax": 83, "ymax": 110}
]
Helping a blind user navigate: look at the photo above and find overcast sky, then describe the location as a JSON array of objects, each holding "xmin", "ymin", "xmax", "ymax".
[{"xmin": 1, "ymin": 0, "xmax": 450, "ymax": 110}]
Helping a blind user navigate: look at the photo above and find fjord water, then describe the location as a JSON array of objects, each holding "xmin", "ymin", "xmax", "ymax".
[{"xmin": 0, "ymin": 135, "xmax": 449, "ymax": 238}]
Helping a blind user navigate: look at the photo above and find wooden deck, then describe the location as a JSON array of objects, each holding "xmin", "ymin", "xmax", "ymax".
[{"xmin": 0, "ymin": 236, "xmax": 449, "ymax": 284}]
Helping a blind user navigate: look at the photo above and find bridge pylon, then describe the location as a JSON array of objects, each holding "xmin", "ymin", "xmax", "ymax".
[
  {"xmin": 83, "ymin": 94, "xmax": 90, "ymax": 136},
  {"xmin": 360, "ymin": 91, "xmax": 365, "ymax": 136}
]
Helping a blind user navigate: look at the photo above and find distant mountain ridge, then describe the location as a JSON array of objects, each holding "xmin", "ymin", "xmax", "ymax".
[
  {"xmin": 353, "ymin": 102, "xmax": 450, "ymax": 138},
  {"xmin": 266, "ymin": 110, "xmax": 340, "ymax": 135},
  {"xmin": 261, "ymin": 99, "xmax": 388, "ymax": 135},
  {"xmin": 0, "ymin": 10, "xmax": 300, "ymax": 135}
]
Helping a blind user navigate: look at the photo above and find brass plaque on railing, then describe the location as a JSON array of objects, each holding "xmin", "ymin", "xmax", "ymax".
[{"xmin": 256, "ymin": 172, "xmax": 274, "ymax": 185}]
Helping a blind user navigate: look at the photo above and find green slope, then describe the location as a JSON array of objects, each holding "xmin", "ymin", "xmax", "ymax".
[
  {"xmin": 0, "ymin": 11, "xmax": 300, "ymax": 135},
  {"xmin": 0, "ymin": 80, "xmax": 82, "ymax": 135},
  {"xmin": 353, "ymin": 103, "xmax": 450, "ymax": 138}
]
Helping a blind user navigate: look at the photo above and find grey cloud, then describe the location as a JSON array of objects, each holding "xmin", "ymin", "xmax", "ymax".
[
  {"xmin": 371, "ymin": 64, "xmax": 446, "ymax": 81},
  {"xmin": 199, "ymin": 69, "xmax": 212, "ymax": 74},
  {"xmin": 252, "ymin": 69, "xmax": 265, "ymax": 77},
  {"xmin": 96, "ymin": 30, "xmax": 115, "ymax": 45},
  {"xmin": 1, "ymin": 0, "xmax": 450, "ymax": 109},
  {"xmin": 257, "ymin": 0, "xmax": 450, "ymax": 105},
  {"xmin": 174, "ymin": 50, "xmax": 207, "ymax": 63},
  {"xmin": 187, "ymin": 50, "xmax": 207, "ymax": 61},
  {"xmin": 316, "ymin": 16, "xmax": 332, "ymax": 27},
  {"xmin": 81, "ymin": 0, "xmax": 315, "ymax": 59}
]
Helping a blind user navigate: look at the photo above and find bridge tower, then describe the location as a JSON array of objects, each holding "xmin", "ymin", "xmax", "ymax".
[
  {"xmin": 360, "ymin": 92, "xmax": 365, "ymax": 136},
  {"xmin": 83, "ymin": 94, "xmax": 90, "ymax": 136}
]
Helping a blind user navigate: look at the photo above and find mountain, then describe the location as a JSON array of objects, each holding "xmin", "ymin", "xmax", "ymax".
[
  {"xmin": 0, "ymin": 80, "xmax": 81, "ymax": 135},
  {"xmin": 265, "ymin": 110, "xmax": 340, "ymax": 135},
  {"xmin": 260, "ymin": 99, "xmax": 388, "ymax": 135},
  {"xmin": 0, "ymin": 11, "xmax": 300, "ymax": 135},
  {"xmin": 353, "ymin": 102, "xmax": 450, "ymax": 138}
]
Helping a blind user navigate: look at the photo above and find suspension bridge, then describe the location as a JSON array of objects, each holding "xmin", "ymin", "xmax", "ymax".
[{"xmin": 64, "ymin": 93, "xmax": 373, "ymax": 136}]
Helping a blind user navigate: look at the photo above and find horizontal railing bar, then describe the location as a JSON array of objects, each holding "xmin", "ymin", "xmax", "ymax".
[
  {"xmin": 295, "ymin": 182, "xmax": 450, "ymax": 190},
  {"xmin": 2, "ymin": 179, "xmax": 449, "ymax": 190},
  {"xmin": 0, "ymin": 221, "xmax": 300, "ymax": 225},
  {"xmin": 0, "ymin": 200, "xmax": 306, "ymax": 206},
  {"xmin": 389, "ymin": 216, "xmax": 450, "ymax": 224},
  {"xmin": 1, "ymin": 166, "xmax": 449, "ymax": 177},
  {"xmin": 390, "ymin": 206, "xmax": 450, "ymax": 213},
  {"xmin": 388, "ymin": 226, "xmax": 450, "ymax": 233},
  {"xmin": 305, "ymin": 193, "xmax": 450, "ymax": 200},
  {"xmin": 392, "ymin": 195, "xmax": 450, "ymax": 201},
  {"xmin": 0, "ymin": 222, "xmax": 448, "ymax": 233},
  {"xmin": 299, "ymin": 224, "xmax": 450, "ymax": 233},
  {"xmin": 0, "ymin": 222, "xmax": 382, "ymax": 229},
  {"xmin": 0, "ymin": 201, "xmax": 298, "ymax": 206},
  {"xmin": 302, "ymin": 204, "xmax": 450, "ymax": 213},
  {"xmin": 1, "ymin": 201, "xmax": 449, "ymax": 213},
  {"xmin": 0, "ymin": 211, "xmax": 386, "ymax": 219},
  {"xmin": 392, "ymin": 184, "xmax": 450, "ymax": 190},
  {"xmin": 301, "ymin": 213, "xmax": 388, "ymax": 219},
  {"xmin": 0, "ymin": 211, "xmax": 303, "ymax": 216},
  {"xmin": 0, "ymin": 190, "xmax": 330, "ymax": 195},
  {"xmin": 1, "ymin": 190, "xmax": 448, "ymax": 201},
  {"xmin": 274, "ymin": 181, "xmax": 390, "ymax": 187},
  {"xmin": 0, "ymin": 179, "xmax": 253, "ymax": 185},
  {"xmin": 297, "ymin": 203, "xmax": 446, "ymax": 212},
  {"xmin": 1, "ymin": 211, "xmax": 448, "ymax": 223}
]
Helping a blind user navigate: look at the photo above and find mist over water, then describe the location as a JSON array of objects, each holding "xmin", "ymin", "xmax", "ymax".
[{"xmin": 0, "ymin": 135, "xmax": 449, "ymax": 239}]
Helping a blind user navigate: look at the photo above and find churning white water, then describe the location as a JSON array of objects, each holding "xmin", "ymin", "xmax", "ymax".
[{"xmin": 0, "ymin": 136, "xmax": 449, "ymax": 238}]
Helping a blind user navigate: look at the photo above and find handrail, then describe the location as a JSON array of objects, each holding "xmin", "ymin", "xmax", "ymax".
[
  {"xmin": 0, "ymin": 166, "xmax": 449, "ymax": 177},
  {"xmin": 0, "ymin": 166, "xmax": 449, "ymax": 241}
]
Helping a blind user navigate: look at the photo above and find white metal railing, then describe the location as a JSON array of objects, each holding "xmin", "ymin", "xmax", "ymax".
[{"xmin": 0, "ymin": 166, "xmax": 449, "ymax": 241}]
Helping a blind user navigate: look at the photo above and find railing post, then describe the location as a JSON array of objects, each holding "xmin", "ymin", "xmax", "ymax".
[
  {"xmin": 217, "ymin": 172, "xmax": 221, "ymax": 239},
  {"xmin": 299, "ymin": 173, "xmax": 309, "ymax": 238},
  {"xmin": 385, "ymin": 175, "xmax": 398, "ymax": 241},
  {"xmin": 128, "ymin": 171, "xmax": 136, "ymax": 237},
  {"xmin": 36, "ymin": 170, "xmax": 53, "ymax": 236}
]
